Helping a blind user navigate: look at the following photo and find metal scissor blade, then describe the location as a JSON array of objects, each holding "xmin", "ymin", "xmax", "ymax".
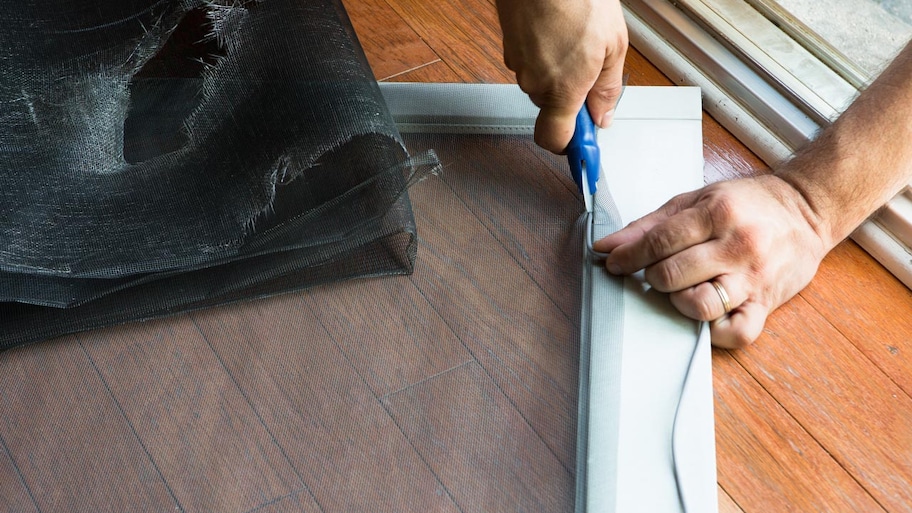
[{"xmin": 581, "ymin": 163, "xmax": 594, "ymax": 213}]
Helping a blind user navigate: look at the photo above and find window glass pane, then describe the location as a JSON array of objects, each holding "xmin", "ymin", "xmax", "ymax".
[{"xmin": 766, "ymin": 0, "xmax": 912, "ymax": 78}]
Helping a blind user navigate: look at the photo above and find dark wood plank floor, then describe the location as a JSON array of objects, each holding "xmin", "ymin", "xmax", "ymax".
[{"xmin": 2, "ymin": 1, "xmax": 912, "ymax": 512}]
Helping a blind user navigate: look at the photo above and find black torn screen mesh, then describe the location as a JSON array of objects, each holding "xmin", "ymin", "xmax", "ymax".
[
  {"xmin": 0, "ymin": 2, "xmax": 592, "ymax": 511},
  {"xmin": 0, "ymin": 0, "xmax": 428, "ymax": 349}
]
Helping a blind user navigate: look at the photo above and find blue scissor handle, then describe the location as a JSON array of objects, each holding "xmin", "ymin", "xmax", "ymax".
[{"xmin": 566, "ymin": 105, "xmax": 600, "ymax": 196}]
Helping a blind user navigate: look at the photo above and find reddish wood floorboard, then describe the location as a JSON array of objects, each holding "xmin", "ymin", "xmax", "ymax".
[
  {"xmin": 386, "ymin": 61, "xmax": 463, "ymax": 83},
  {"xmin": 385, "ymin": 0, "xmax": 513, "ymax": 83},
  {"xmin": 717, "ymin": 486, "xmax": 744, "ymax": 513},
  {"xmin": 735, "ymin": 296, "xmax": 912, "ymax": 511},
  {"xmin": 802, "ymin": 241, "xmax": 912, "ymax": 397},
  {"xmin": 341, "ymin": 0, "xmax": 440, "ymax": 81},
  {"xmin": 713, "ymin": 350, "xmax": 885, "ymax": 512}
]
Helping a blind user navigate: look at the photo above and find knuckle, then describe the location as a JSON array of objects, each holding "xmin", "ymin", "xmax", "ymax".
[
  {"xmin": 644, "ymin": 227, "xmax": 676, "ymax": 261},
  {"xmin": 661, "ymin": 192, "xmax": 694, "ymax": 218},
  {"xmin": 610, "ymin": 31, "xmax": 629, "ymax": 56},
  {"xmin": 727, "ymin": 226, "xmax": 768, "ymax": 266},
  {"xmin": 516, "ymin": 72, "xmax": 561, "ymax": 103},
  {"xmin": 693, "ymin": 294, "xmax": 718, "ymax": 321},
  {"xmin": 670, "ymin": 289, "xmax": 716, "ymax": 321},
  {"xmin": 591, "ymin": 84, "xmax": 621, "ymax": 104},
  {"xmin": 646, "ymin": 259, "xmax": 682, "ymax": 292},
  {"xmin": 706, "ymin": 193, "xmax": 739, "ymax": 227}
]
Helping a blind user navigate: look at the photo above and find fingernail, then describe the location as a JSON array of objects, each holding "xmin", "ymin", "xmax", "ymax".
[
  {"xmin": 606, "ymin": 262, "xmax": 622, "ymax": 275},
  {"xmin": 599, "ymin": 109, "xmax": 615, "ymax": 128}
]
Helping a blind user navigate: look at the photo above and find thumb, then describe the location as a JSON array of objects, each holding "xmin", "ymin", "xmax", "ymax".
[{"xmin": 586, "ymin": 52, "xmax": 627, "ymax": 128}]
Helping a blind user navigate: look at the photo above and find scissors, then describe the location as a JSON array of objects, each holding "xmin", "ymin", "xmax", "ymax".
[
  {"xmin": 567, "ymin": 104, "xmax": 610, "ymax": 260},
  {"xmin": 566, "ymin": 105, "xmax": 600, "ymax": 214}
]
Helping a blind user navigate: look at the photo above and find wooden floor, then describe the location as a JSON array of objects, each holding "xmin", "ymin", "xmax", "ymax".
[{"xmin": 2, "ymin": 1, "xmax": 912, "ymax": 512}]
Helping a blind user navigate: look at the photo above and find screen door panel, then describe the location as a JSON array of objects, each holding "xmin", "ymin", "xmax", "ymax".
[{"xmin": 0, "ymin": 83, "xmax": 716, "ymax": 513}]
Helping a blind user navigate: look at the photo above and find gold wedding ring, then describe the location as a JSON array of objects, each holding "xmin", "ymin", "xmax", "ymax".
[{"xmin": 711, "ymin": 280, "xmax": 732, "ymax": 315}]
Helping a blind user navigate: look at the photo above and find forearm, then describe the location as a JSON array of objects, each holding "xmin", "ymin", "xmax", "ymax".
[{"xmin": 778, "ymin": 42, "xmax": 912, "ymax": 249}]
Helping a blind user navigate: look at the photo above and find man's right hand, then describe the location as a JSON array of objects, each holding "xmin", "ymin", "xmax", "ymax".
[{"xmin": 495, "ymin": 0, "xmax": 628, "ymax": 153}]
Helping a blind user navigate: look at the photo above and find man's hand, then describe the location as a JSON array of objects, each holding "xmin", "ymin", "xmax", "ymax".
[
  {"xmin": 593, "ymin": 41, "xmax": 912, "ymax": 349},
  {"xmin": 495, "ymin": 0, "xmax": 628, "ymax": 153},
  {"xmin": 593, "ymin": 175, "xmax": 831, "ymax": 348}
]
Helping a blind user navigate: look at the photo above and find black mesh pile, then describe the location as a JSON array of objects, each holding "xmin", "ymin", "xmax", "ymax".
[{"xmin": 0, "ymin": 0, "xmax": 431, "ymax": 349}]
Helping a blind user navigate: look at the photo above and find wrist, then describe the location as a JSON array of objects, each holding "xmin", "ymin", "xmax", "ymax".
[
  {"xmin": 774, "ymin": 44, "xmax": 912, "ymax": 248},
  {"xmin": 765, "ymin": 172, "xmax": 837, "ymax": 254}
]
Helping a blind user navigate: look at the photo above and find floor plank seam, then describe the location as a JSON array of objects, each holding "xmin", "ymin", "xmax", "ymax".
[
  {"xmin": 529, "ymin": 145, "xmax": 587, "ymax": 210},
  {"xmin": 717, "ymin": 483, "xmax": 742, "ymax": 513},
  {"xmin": 241, "ymin": 487, "xmax": 311, "ymax": 513},
  {"xmin": 75, "ymin": 337, "xmax": 186, "ymax": 513},
  {"xmin": 296, "ymin": 292, "xmax": 399, "ymax": 401},
  {"xmin": 383, "ymin": 1, "xmax": 504, "ymax": 83},
  {"xmin": 293, "ymin": 292, "xmax": 469, "ymax": 511},
  {"xmin": 0, "ymin": 431, "xmax": 42, "ymax": 513},
  {"xmin": 375, "ymin": 0, "xmax": 455, "ymax": 82},
  {"xmin": 409, "ymin": 271, "xmax": 576, "ymax": 476},
  {"xmin": 791, "ymin": 291, "xmax": 912, "ymax": 507},
  {"xmin": 425, "ymin": 172, "xmax": 580, "ymax": 472},
  {"xmin": 189, "ymin": 315, "xmax": 326, "ymax": 513},
  {"xmin": 725, "ymin": 347, "xmax": 890, "ymax": 512},
  {"xmin": 796, "ymin": 288, "xmax": 912, "ymax": 403},
  {"xmin": 379, "ymin": 59, "xmax": 444, "ymax": 82},
  {"xmin": 377, "ymin": 392, "xmax": 468, "ymax": 513},
  {"xmin": 437, "ymin": 174, "xmax": 576, "ymax": 325}
]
